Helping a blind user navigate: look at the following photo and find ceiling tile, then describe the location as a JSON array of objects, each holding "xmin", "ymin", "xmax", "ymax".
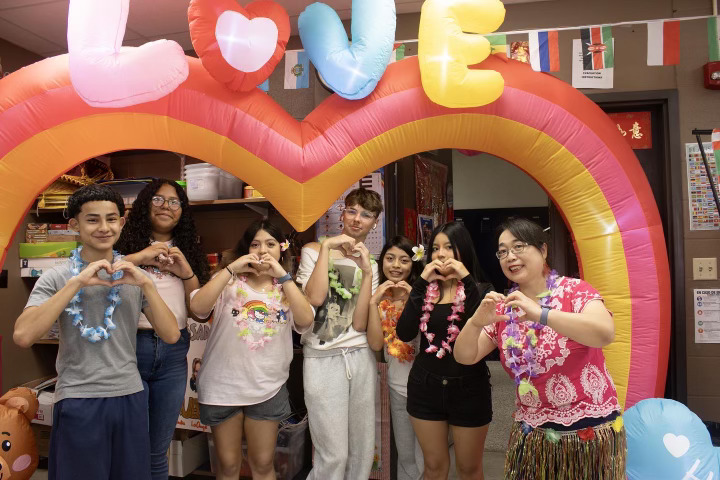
[
  {"xmin": 0, "ymin": 0, "xmax": 65, "ymax": 9},
  {"xmin": 127, "ymin": 0, "xmax": 190, "ymax": 37},
  {"xmin": 0, "ymin": 1, "xmax": 68, "ymax": 49},
  {"xmin": 147, "ymin": 30, "xmax": 193, "ymax": 52},
  {"xmin": 0, "ymin": 16, "xmax": 63, "ymax": 55}
]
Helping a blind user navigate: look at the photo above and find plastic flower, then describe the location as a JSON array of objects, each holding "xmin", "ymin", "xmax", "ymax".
[
  {"xmin": 411, "ymin": 245, "xmax": 425, "ymax": 261},
  {"xmin": 577, "ymin": 427, "xmax": 596, "ymax": 442},
  {"xmin": 612, "ymin": 415, "xmax": 624, "ymax": 432},
  {"xmin": 544, "ymin": 428, "xmax": 561, "ymax": 443},
  {"xmin": 280, "ymin": 240, "xmax": 290, "ymax": 252}
]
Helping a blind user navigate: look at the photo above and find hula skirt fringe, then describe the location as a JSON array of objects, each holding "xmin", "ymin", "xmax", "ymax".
[{"xmin": 504, "ymin": 420, "xmax": 627, "ymax": 480}]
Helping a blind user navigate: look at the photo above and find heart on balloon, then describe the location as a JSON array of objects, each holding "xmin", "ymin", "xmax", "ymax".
[
  {"xmin": 188, "ymin": 0, "xmax": 290, "ymax": 92},
  {"xmin": 662, "ymin": 433, "xmax": 690, "ymax": 458}
]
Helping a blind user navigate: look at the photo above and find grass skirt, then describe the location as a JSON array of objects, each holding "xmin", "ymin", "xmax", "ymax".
[{"xmin": 504, "ymin": 419, "xmax": 627, "ymax": 479}]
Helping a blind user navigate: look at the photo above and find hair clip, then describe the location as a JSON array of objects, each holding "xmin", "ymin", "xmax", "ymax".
[
  {"xmin": 280, "ymin": 240, "xmax": 290, "ymax": 252},
  {"xmin": 411, "ymin": 245, "xmax": 425, "ymax": 262}
]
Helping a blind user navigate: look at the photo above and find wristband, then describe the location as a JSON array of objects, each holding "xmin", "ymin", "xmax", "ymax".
[
  {"xmin": 226, "ymin": 266, "xmax": 234, "ymax": 277},
  {"xmin": 540, "ymin": 305, "xmax": 551, "ymax": 326},
  {"xmin": 180, "ymin": 273, "xmax": 196, "ymax": 281},
  {"xmin": 276, "ymin": 273, "xmax": 293, "ymax": 284}
]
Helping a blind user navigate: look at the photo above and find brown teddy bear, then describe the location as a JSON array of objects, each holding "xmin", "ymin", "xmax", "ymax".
[{"xmin": 0, "ymin": 387, "xmax": 39, "ymax": 480}]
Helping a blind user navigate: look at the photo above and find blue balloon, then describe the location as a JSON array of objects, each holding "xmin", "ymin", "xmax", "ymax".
[
  {"xmin": 298, "ymin": 0, "xmax": 395, "ymax": 100},
  {"xmin": 625, "ymin": 398, "xmax": 719, "ymax": 480}
]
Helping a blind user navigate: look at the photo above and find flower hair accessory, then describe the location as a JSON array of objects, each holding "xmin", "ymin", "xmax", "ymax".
[
  {"xmin": 411, "ymin": 245, "xmax": 425, "ymax": 262},
  {"xmin": 280, "ymin": 240, "xmax": 290, "ymax": 252}
]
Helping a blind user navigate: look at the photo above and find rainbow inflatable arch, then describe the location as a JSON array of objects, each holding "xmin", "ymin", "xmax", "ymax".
[{"xmin": 0, "ymin": 54, "xmax": 670, "ymax": 408}]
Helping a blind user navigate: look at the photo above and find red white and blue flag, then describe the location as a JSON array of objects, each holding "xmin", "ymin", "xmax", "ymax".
[{"xmin": 529, "ymin": 30, "xmax": 560, "ymax": 72}]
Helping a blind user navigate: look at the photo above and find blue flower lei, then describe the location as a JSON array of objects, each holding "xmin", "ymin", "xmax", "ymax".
[{"xmin": 65, "ymin": 247, "xmax": 124, "ymax": 343}]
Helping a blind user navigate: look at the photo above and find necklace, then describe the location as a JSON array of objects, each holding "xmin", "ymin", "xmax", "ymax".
[
  {"xmin": 327, "ymin": 256, "xmax": 375, "ymax": 300},
  {"xmin": 232, "ymin": 275, "xmax": 287, "ymax": 350},
  {"xmin": 379, "ymin": 297, "xmax": 415, "ymax": 363},
  {"xmin": 65, "ymin": 247, "xmax": 123, "ymax": 343},
  {"xmin": 503, "ymin": 270, "xmax": 559, "ymax": 398},
  {"xmin": 419, "ymin": 280, "xmax": 465, "ymax": 359}
]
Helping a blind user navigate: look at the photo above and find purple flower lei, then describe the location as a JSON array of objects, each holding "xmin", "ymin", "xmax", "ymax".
[{"xmin": 503, "ymin": 270, "xmax": 559, "ymax": 396}]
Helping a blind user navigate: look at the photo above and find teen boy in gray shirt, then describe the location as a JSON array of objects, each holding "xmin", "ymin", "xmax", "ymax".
[{"xmin": 14, "ymin": 184, "xmax": 179, "ymax": 480}]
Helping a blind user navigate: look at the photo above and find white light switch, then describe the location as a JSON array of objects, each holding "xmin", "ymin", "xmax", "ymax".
[{"xmin": 693, "ymin": 258, "xmax": 718, "ymax": 280}]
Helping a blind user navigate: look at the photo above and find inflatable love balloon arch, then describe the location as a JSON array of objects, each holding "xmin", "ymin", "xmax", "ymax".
[{"xmin": 0, "ymin": 49, "xmax": 671, "ymax": 410}]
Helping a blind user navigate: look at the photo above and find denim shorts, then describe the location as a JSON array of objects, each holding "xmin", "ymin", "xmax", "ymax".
[
  {"xmin": 406, "ymin": 365, "xmax": 493, "ymax": 427},
  {"xmin": 198, "ymin": 384, "xmax": 291, "ymax": 426}
]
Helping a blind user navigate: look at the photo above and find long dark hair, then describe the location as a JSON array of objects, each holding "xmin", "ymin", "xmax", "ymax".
[
  {"xmin": 426, "ymin": 221, "xmax": 486, "ymax": 283},
  {"xmin": 378, "ymin": 236, "xmax": 423, "ymax": 285},
  {"xmin": 116, "ymin": 178, "xmax": 210, "ymax": 284},
  {"xmin": 219, "ymin": 219, "xmax": 289, "ymax": 272}
]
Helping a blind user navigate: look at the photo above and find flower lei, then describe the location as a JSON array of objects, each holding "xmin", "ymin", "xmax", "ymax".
[
  {"xmin": 419, "ymin": 280, "xmax": 465, "ymax": 359},
  {"xmin": 327, "ymin": 257, "xmax": 376, "ymax": 300},
  {"xmin": 65, "ymin": 246, "xmax": 124, "ymax": 343},
  {"xmin": 233, "ymin": 275, "xmax": 285, "ymax": 350},
  {"xmin": 503, "ymin": 269, "xmax": 559, "ymax": 399},
  {"xmin": 379, "ymin": 298, "xmax": 414, "ymax": 363}
]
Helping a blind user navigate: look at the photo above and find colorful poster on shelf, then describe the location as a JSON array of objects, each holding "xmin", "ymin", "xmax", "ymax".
[
  {"xmin": 177, "ymin": 316, "xmax": 210, "ymax": 432},
  {"xmin": 686, "ymin": 142, "xmax": 720, "ymax": 230},
  {"xmin": 414, "ymin": 155, "xmax": 448, "ymax": 232},
  {"xmin": 694, "ymin": 289, "xmax": 720, "ymax": 343},
  {"xmin": 315, "ymin": 170, "xmax": 385, "ymax": 256},
  {"xmin": 607, "ymin": 112, "xmax": 652, "ymax": 149}
]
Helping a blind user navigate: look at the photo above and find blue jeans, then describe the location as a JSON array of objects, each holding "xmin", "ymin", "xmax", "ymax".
[{"xmin": 137, "ymin": 328, "xmax": 190, "ymax": 480}]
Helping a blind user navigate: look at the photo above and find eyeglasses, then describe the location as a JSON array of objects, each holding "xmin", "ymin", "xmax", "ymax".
[
  {"xmin": 344, "ymin": 208, "xmax": 376, "ymax": 220},
  {"xmin": 151, "ymin": 195, "xmax": 181, "ymax": 211},
  {"xmin": 495, "ymin": 242, "xmax": 529, "ymax": 260}
]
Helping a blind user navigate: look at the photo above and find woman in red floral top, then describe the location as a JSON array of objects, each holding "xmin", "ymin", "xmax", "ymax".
[{"xmin": 455, "ymin": 217, "xmax": 626, "ymax": 479}]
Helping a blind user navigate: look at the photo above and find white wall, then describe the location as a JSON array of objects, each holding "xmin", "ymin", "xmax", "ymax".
[{"xmin": 452, "ymin": 150, "xmax": 548, "ymax": 210}]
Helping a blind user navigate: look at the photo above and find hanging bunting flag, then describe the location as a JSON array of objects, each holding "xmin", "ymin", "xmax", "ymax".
[
  {"xmin": 713, "ymin": 129, "xmax": 720, "ymax": 168},
  {"xmin": 709, "ymin": 16, "xmax": 720, "ymax": 61},
  {"xmin": 580, "ymin": 26, "xmax": 614, "ymax": 70},
  {"xmin": 485, "ymin": 34, "xmax": 509, "ymax": 56},
  {"xmin": 647, "ymin": 20, "xmax": 680, "ymax": 65},
  {"xmin": 529, "ymin": 30, "xmax": 560, "ymax": 72},
  {"xmin": 284, "ymin": 50, "xmax": 310, "ymax": 89},
  {"xmin": 511, "ymin": 41, "xmax": 530, "ymax": 64},
  {"xmin": 388, "ymin": 43, "xmax": 406, "ymax": 65},
  {"xmin": 259, "ymin": 78, "xmax": 269, "ymax": 92}
]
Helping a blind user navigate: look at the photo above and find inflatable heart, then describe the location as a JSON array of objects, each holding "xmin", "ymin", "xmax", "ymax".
[
  {"xmin": 67, "ymin": 0, "xmax": 188, "ymax": 108},
  {"xmin": 625, "ymin": 398, "xmax": 720, "ymax": 480},
  {"xmin": 189, "ymin": 0, "xmax": 290, "ymax": 92},
  {"xmin": 298, "ymin": 0, "xmax": 396, "ymax": 100}
]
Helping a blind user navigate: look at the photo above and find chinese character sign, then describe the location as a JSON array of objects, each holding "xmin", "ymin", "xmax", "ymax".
[{"xmin": 607, "ymin": 112, "xmax": 652, "ymax": 149}]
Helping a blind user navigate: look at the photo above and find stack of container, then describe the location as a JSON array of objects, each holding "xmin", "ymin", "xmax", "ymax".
[{"xmin": 184, "ymin": 164, "xmax": 244, "ymax": 201}]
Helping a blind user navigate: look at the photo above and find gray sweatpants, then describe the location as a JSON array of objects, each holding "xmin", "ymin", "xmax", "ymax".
[
  {"xmin": 389, "ymin": 387, "xmax": 424, "ymax": 480},
  {"xmin": 304, "ymin": 346, "xmax": 376, "ymax": 480}
]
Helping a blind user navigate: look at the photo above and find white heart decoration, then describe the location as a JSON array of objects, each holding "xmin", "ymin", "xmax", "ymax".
[
  {"xmin": 663, "ymin": 433, "xmax": 690, "ymax": 458},
  {"xmin": 215, "ymin": 10, "xmax": 278, "ymax": 73}
]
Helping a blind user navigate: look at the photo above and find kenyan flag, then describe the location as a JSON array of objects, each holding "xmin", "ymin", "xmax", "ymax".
[{"xmin": 581, "ymin": 26, "xmax": 614, "ymax": 70}]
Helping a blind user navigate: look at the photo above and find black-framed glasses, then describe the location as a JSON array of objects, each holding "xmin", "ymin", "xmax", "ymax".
[
  {"xmin": 495, "ymin": 242, "xmax": 529, "ymax": 260},
  {"xmin": 151, "ymin": 195, "xmax": 181, "ymax": 211}
]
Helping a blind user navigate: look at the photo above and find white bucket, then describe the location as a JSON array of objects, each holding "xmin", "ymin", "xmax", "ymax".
[{"xmin": 186, "ymin": 172, "xmax": 219, "ymax": 201}]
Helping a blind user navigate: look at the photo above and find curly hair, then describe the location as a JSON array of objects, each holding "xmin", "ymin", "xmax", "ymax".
[{"xmin": 116, "ymin": 178, "xmax": 210, "ymax": 284}]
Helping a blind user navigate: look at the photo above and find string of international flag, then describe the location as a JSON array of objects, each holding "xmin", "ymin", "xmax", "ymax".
[{"xmin": 275, "ymin": 14, "xmax": 720, "ymax": 90}]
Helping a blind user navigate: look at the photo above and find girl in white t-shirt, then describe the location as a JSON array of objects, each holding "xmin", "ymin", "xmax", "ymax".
[
  {"xmin": 367, "ymin": 236, "xmax": 424, "ymax": 480},
  {"xmin": 190, "ymin": 220, "xmax": 314, "ymax": 480}
]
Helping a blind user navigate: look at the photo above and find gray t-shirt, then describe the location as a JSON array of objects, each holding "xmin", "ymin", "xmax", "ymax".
[{"xmin": 25, "ymin": 264, "xmax": 148, "ymax": 402}]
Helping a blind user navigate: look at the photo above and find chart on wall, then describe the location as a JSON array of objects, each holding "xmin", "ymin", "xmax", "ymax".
[
  {"xmin": 315, "ymin": 170, "xmax": 385, "ymax": 256},
  {"xmin": 177, "ymin": 317, "xmax": 210, "ymax": 432},
  {"xmin": 694, "ymin": 289, "xmax": 720, "ymax": 343},
  {"xmin": 686, "ymin": 143, "xmax": 720, "ymax": 230}
]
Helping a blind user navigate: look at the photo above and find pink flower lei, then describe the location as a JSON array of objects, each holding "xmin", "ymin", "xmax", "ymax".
[
  {"xmin": 503, "ymin": 269, "xmax": 559, "ymax": 398},
  {"xmin": 419, "ymin": 280, "xmax": 465, "ymax": 359}
]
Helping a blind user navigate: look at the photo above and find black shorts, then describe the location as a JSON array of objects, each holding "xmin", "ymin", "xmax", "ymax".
[{"xmin": 406, "ymin": 365, "xmax": 493, "ymax": 428}]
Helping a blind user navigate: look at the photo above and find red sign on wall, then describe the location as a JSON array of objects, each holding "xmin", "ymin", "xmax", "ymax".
[{"xmin": 607, "ymin": 111, "xmax": 652, "ymax": 150}]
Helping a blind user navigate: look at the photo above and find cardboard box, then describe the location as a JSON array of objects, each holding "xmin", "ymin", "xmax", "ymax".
[
  {"xmin": 46, "ymin": 235, "xmax": 80, "ymax": 242},
  {"xmin": 20, "ymin": 268, "xmax": 44, "ymax": 278},
  {"xmin": 31, "ymin": 424, "xmax": 52, "ymax": 458},
  {"xmin": 168, "ymin": 430, "xmax": 209, "ymax": 477},
  {"xmin": 21, "ymin": 377, "xmax": 56, "ymax": 426},
  {"xmin": 18, "ymin": 242, "xmax": 79, "ymax": 258},
  {"xmin": 27, "ymin": 223, "xmax": 48, "ymax": 231},
  {"xmin": 21, "ymin": 257, "xmax": 70, "ymax": 269}
]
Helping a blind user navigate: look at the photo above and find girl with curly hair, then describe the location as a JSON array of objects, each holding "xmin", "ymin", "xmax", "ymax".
[{"xmin": 116, "ymin": 178, "xmax": 209, "ymax": 480}]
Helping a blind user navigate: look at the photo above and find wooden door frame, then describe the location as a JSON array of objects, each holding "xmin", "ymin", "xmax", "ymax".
[{"xmin": 587, "ymin": 89, "xmax": 685, "ymax": 403}]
